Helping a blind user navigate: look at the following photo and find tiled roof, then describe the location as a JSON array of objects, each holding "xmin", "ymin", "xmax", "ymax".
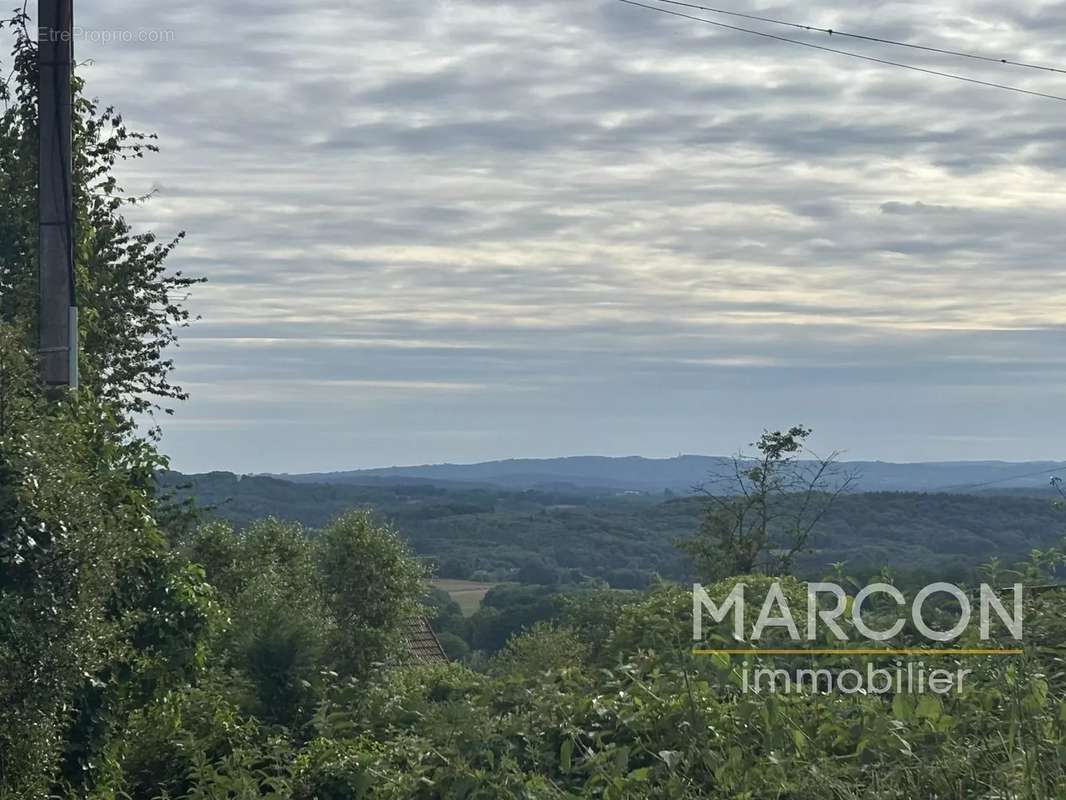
[{"xmin": 401, "ymin": 616, "xmax": 450, "ymax": 665}]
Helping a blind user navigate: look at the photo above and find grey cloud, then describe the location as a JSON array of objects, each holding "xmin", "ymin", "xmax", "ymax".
[
  {"xmin": 41, "ymin": 0, "xmax": 1066, "ymax": 471},
  {"xmin": 880, "ymin": 201, "xmax": 961, "ymax": 215}
]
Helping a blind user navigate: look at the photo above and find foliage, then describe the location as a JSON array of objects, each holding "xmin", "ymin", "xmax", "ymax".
[
  {"xmin": 0, "ymin": 14, "xmax": 208, "ymax": 795},
  {"xmin": 164, "ymin": 470, "xmax": 1066, "ymax": 590},
  {"xmin": 559, "ymin": 586, "xmax": 639, "ymax": 662},
  {"xmin": 489, "ymin": 622, "xmax": 590, "ymax": 676},
  {"xmin": 436, "ymin": 631, "xmax": 472, "ymax": 662},
  {"xmin": 0, "ymin": 329, "xmax": 214, "ymax": 797},
  {"xmin": 175, "ymin": 514, "xmax": 427, "ymax": 730},
  {"xmin": 147, "ymin": 585, "xmax": 1066, "ymax": 800},
  {"xmin": 423, "ymin": 586, "xmax": 470, "ymax": 647},
  {"xmin": 318, "ymin": 511, "xmax": 428, "ymax": 678},
  {"xmin": 679, "ymin": 426, "xmax": 854, "ymax": 580},
  {"xmin": 0, "ymin": 11, "xmax": 202, "ymax": 423},
  {"xmin": 467, "ymin": 583, "xmax": 563, "ymax": 653}
]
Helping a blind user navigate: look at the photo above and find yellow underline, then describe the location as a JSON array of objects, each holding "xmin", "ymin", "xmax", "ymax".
[{"xmin": 693, "ymin": 648, "xmax": 1024, "ymax": 656}]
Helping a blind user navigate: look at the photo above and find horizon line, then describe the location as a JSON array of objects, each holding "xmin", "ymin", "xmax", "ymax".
[{"xmin": 186, "ymin": 453, "xmax": 1066, "ymax": 475}]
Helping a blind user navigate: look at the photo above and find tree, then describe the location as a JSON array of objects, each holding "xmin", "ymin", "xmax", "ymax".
[
  {"xmin": 0, "ymin": 328, "xmax": 214, "ymax": 796},
  {"xmin": 0, "ymin": 14, "xmax": 210, "ymax": 796},
  {"xmin": 318, "ymin": 511, "xmax": 427, "ymax": 677},
  {"xmin": 183, "ymin": 519, "xmax": 329, "ymax": 728},
  {"xmin": 468, "ymin": 584, "xmax": 562, "ymax": 653},
  {"xmin": 436, "ymin": 631, "xmax": 471, "ymax": 662},
  {"xmin": 679, "ymin": 426, "xmax": 854, "ymax": 579},
  {"xmin": 489, "ymin": 622, "xmax": 589, "ymax": 676},
  {"xmin": 0, "ymin": 10, "xmax": 202, "ymax": 425}
]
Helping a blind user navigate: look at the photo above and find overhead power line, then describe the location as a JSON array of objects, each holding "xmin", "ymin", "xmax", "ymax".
[
  {"xmin": 648, "ymin": 0, "xmax": 1066, "ymax": 75},
  {"xmin": 617, "ymin": 0, "xmax": 1066, "ymax": 103}
]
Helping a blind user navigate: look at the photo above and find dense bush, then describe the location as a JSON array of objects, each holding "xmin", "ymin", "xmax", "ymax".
[
  {"xmin": 158, "ymin": 589, "xmax": 1066, "ymax": 799},
  {"xmin": 0, "ymin": 332, "xmax": 215, "ymax": 797}
]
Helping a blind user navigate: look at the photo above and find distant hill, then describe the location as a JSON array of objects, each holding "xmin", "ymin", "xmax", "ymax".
[{"xmin": 270, "ymin": 455, "xmax": 1066, "ymax": 494}]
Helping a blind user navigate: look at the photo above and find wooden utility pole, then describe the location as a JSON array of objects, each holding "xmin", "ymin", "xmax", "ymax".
[{"xmin": 38, "ymin": 0, "xmax": 78, "ymax": 389}]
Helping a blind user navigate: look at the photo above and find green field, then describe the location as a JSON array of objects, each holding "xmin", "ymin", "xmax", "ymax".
[{"xmin": 432, "ymin": 579, "xmax": 499, "ymax": 616}]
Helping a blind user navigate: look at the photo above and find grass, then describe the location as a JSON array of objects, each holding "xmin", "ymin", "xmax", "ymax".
[{"xmin": 432, "ymin": 579, "xmax": 499, "ymax": 616}]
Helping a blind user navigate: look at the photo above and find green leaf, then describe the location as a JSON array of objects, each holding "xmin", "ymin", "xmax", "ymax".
[
  {"xmin": 916, "ymin": 693, "xmax": 942, "ymax": 721},
  {"xmin": 1026, "ymin": 678, "xmax": 1049, "ymax": 711},
  {"xmin": 711, "ymin": 651, "xmax": 731, "ymax": 672},
  {"xmin": 891, "ymin": 692, "xmax": 912, "ymax": 721},
  {"xmin": 559, "ymin": 738, "xmax": 573, "ymax": 773},
  {"xmin": 628, "ymin": 767, "xmax": 652, "ymax": 782}
]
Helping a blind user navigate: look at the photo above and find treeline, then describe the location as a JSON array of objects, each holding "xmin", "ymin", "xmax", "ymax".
[{"xmin": 164, "ymin": 471, "xmax": 1066, "ymax": 587}]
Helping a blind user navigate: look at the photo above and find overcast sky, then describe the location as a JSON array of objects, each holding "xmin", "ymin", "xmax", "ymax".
[{"xmin": 60, "ymin": 0, "xmax": 1066, "ymax": 473}]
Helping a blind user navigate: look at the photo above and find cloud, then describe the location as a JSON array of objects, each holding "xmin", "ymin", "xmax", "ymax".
[{"xmin": 44, "ymin": 0, "xmax": 1066, "ymax": 471}]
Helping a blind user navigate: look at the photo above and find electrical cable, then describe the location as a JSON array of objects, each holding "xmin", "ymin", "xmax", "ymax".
[{"xmin": 618, "ymin": 0, "xmax": 1066, "ymax": 103}]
